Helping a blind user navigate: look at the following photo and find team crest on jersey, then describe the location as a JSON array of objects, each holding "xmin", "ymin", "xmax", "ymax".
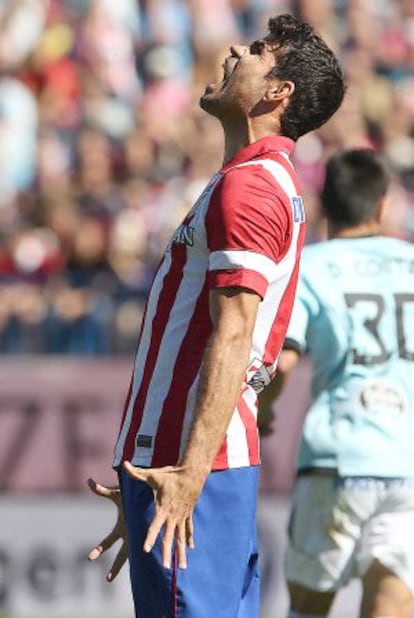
[
  {"xmin": 291, "ymin": 196, "xmax": 305, "ymax": 222},
  {"xmin": 246, "ymin": 358, "xmax": 271, "ymax": 394},
  {"xmin": 171, "ymin": 224, "xmax": 195, "ymax": 247}
]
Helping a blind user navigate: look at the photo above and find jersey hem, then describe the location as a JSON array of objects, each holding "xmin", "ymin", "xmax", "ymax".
[{"xmin": 115, "ymin": 455, "xmax": 262, "ymax": 470}]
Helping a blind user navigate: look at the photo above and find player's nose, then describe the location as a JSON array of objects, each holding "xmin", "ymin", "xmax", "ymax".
[{"xmin": 229, "ymin": 44, "xmax": 247, "ymax": 59}]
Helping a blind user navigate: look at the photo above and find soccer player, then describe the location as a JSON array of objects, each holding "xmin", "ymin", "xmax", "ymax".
[
  {"xmin": 87, "ymin": 14, "xmax": 345, "ymax": 618},
  {"xmin": 260, "ymin": 149, "xmax": 414, "ymax": 618}
]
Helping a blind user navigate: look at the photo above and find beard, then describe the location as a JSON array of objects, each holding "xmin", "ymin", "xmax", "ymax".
[{"xmin": 199, "ymin": 83, "xmax": 240, "ymax": 119}]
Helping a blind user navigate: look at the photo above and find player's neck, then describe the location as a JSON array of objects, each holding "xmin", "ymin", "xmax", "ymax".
[
  {"xmin": 222, "ymin": 119, "xmax": 281, "ymax": 165},
  {"xmin": 329, "ymin": 221, "xmax": 381, "ymax": 239}
]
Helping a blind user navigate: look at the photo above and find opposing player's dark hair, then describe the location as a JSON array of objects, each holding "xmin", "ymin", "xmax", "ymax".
[
  {"xmin": 321, "ymin": 149, "xmax": 390, "ymax": 227},
  {"xmin": 266, "ymin": 14, "xmax": 346, "ymax": 140}
]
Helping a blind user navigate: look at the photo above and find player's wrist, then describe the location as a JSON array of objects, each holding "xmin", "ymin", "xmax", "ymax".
[{"xmin": 179, "ymin": 460, "xmax": 211, "ymax": 482}]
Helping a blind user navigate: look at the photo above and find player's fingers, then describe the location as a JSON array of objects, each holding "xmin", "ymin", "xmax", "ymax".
[
  {"xmin": 88, "ymin": 528, "xmax": 119, "ymax": 561},
  {"xmin": 185, "ymin": 515, "xmax": 195, "ymax": 549},
  {"xmin": 106, "ymin": 543, "xmax": 128, "ymax": 582},
  {"xmin": 143, "ymin": 510, "xmax": 166, "ymax": 554},
  {"xmin": 175, "ymin": 522, "xmax": 187, "ymax": 569},
  {"xmin": 122, "ymin": 461, "xmax": 156, "ymax": 486},
  {"xmin": 161, "ymin": 520, "xmax": 176, "ymax": 569},
  {"xmin": 87, "ymin": 478, "xmax": 119, "ymax": 501}
]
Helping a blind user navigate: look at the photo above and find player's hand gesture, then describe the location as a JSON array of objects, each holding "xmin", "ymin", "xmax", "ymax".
[
  {"xmin": 123, "ymin": 461, "xmax": 206, "ymax": 570},
  {"xmin": 87, "ymin": 478, "xmax": 128, "ymax": 582}
]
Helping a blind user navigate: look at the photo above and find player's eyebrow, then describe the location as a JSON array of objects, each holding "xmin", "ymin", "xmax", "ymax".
[{"xmin": 249, "ymin": 39, "xmax": 266, "ymax": 55}]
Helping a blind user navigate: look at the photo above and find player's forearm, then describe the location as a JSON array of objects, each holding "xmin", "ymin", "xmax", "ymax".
[{"xmin": 179, "ymin": 329, "xmax": 252, "ymax": 474}]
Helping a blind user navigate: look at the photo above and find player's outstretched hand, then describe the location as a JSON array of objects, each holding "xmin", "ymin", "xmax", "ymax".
[
  {"xmin": 123, "ymin": 461, "xmax": 206, "ymax": 570},
  {"xmin": 87, "ymin": 478, "xmax": 128, "ymax": 582}
]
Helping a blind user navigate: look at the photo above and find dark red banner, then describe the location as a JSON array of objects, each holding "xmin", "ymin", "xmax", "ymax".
[{"xmin": 0, "ymin": 358, "xmax": 311, "ymax": 493}]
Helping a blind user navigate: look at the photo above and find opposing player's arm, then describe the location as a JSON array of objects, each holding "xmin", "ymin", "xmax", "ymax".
[
  {"xmin": 257, "ymin": 261, "xmax": 316, "ymax": 435},
  {"xmin": 257, "ymin": 348, "xmax": 300, "ymax": 435}
]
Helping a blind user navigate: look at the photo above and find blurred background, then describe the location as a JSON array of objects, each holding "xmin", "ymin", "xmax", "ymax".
[{"xmin": 1, "ymin": 0, "xmax": 414, "ymax": 616}]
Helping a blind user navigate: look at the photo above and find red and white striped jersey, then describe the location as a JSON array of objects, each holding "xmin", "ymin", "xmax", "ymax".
[{"xmin": 113, "ymin": 136, "xmax": 306, "ymax": 471}]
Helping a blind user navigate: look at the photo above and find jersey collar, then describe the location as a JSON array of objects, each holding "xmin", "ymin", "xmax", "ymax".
[{"xmin": 221, "ymin": 136, "xmax": 294, "ymax": 171}]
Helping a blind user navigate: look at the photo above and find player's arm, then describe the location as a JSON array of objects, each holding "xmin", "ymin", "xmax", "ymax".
[
  {"xmin": 122, "ymin": 285, "xmax": 261, "ymax": 570},
  {"xmin": 181, "ymin": 285, "xmax": 261, "ymax": 471}
]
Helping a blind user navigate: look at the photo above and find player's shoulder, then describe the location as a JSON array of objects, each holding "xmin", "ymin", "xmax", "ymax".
[
  {"xmin": 303, "ymin": 235, "xmax": 414, "ymax": 257},
  {"xmin": 221, "ymin": 160, "xmax": 274, "ymax": 185},
  {"xmin": 213, "ymin": 161, "xmax": 290, "ymax": 220},
  {"xmin": 299, "ymin": 239, "xmax": 352, "ymax": 284},
  {"xmin": 221, "ymin": 156, "xmax": 295, "ymax": 195},
  {"xmin": 377, "ymin": 235, "xmax": 414, "ymax": 255},
  {"xmin": 301, "ymin": 240, "xmax": 332, "ymax": 263}
]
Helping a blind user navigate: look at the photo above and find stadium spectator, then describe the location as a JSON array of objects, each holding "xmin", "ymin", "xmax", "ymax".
[
  {"xmin": 0, "ymin": 0, "xmax": 413, "ymax": 356},
  {"xmin": 259, "ymin": 149, "xmax": 414, "ymax": 618}
]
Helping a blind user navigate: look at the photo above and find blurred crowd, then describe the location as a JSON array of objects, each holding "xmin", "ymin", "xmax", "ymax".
[{"xmin": 0, "ymin": 0, "xmax": 413, "ymax": 355}]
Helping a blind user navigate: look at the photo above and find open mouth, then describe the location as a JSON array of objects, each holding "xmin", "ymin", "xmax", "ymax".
[
  {"xmin": 203, "ymin": 55, "xmax": 239, "ymax": 97},
  {"xmin": 221, "ymin": 56, "xmax": 239, "ymax": 84}
]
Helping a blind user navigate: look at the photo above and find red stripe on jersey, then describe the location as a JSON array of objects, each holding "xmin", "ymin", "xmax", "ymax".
[
  {"xmin": 238, "ymin": 392, "xmax": 260, "ymax": 464},
  {"xmin": 208, "ymin": 268, "xmax": 268, "ymax": 299},
  {"xmin": 212, "ymin": 435, "xmax": 229, "ymax": 469},
  {"xmin": 263, "ymin": 222, "xmax": 307, "ymax": 368},
  {"xmin": 151, "ymin": 278, "xmax": 211, "ymax": 467},
  {"xmin": 114, "ymin": 299, "xmax": 150, "ymax": 445},
  {"xmin": 122, "ymin": 245, "xmax": 188, "ymax": 462},
  {"xmin": 213, "ymin": 392, "xmax": 259, "ymax": 470}
]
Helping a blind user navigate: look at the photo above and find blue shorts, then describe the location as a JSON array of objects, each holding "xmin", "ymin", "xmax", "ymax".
[{"xmin": 119, "ymin": 465, "xmax": 260, "ymax": 618}]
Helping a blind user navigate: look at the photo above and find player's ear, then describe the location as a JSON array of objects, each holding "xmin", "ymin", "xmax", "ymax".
[{"xmin": 264, "ymin": 80, "xmax": 295, "ymax": 104}]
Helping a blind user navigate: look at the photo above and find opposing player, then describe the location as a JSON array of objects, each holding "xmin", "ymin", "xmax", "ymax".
[
  {"xmin": 262, "ymin": 149, "xmax": 414, "ymax": 618},
  {"xmin": 87, "ymin": 14, "xmax": 345, "ymax": 618}
]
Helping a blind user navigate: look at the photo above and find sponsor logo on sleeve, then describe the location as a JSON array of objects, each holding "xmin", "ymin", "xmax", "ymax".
[
  {"xmin": 291, "ymin": 196, "xmax": 305, "ymax": 223},
  {"xmin": 246, "ymin": 358, "xmax": 271, "ymax": 394}
]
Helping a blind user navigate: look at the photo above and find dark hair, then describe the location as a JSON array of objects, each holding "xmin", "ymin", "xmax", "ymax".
[
  {"xmin": 266, "ymin": 14, "xmax": 345, "ymax": 140},
  {"xmin": 321, "ymin": 149, "xmax": 390, "ymax": 227}
]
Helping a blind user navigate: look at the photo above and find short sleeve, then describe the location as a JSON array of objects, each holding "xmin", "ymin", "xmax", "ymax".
[{"xmin": 205, "ymin": 164, "xmax": 291, "ymax": 299}]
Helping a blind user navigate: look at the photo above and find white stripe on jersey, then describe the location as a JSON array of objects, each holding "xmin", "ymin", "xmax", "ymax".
[
  {"xmin": 209, "ymin": 249, "xmax": 279, "ymax": 280},
  {"xmin": 249, "ymin": 159, "xmax": 302, "ymax": 375},
  {"xmin": 226, "ymin": 407, "xmax": 251, "ymax": 467}
]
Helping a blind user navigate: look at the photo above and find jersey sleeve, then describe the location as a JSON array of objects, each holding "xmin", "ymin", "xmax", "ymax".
[
  {"xmin": 205, "ymin": 164, "xmax": 291, "ymax": 299},
  {"xmin": 284, "ymin": 274, "xmax": 319, "ymax": 354}
]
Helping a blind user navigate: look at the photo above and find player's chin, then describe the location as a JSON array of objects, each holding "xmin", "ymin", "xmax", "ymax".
[
  {"xmin": 199, "ymin": 86, "xmax": 229, "ymax": 115},
  {"xmin": 199, "ymin": 92, "xmax": 219, "ymax": 113}
]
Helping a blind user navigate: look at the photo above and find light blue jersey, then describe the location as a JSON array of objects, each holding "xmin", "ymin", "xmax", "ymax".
[{"xmin": 286, "ymin": 236, "xmax": 414, "ymax": 476}]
